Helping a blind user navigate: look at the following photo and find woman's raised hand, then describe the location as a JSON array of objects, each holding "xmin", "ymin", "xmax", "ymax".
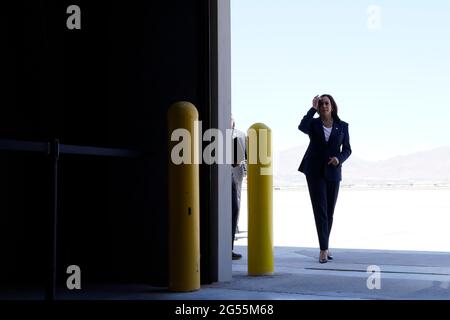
[{"xmin": 312, "ymin": 95, "xmax": 320, "ymax": 110}]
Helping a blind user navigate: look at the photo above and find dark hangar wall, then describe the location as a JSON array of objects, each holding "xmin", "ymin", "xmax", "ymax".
[{"xmin": 0, "ymin": 0, "xmax": 213, "ymax": 289}]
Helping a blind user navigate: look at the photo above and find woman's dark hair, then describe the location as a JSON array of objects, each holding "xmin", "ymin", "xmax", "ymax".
[{"xmin": 319, "ymin": 94, "xmax": 341, "ymax": 122}]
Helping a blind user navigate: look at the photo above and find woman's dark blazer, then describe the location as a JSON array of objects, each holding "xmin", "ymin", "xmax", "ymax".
[{"xmin": 298, "ymin": 108, "xmax": 352, "ymax": 182}]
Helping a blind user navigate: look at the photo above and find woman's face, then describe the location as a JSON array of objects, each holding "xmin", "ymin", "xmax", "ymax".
[{"xmin": 319, "ymin": 96, "xmax": 333, "ymax": 117}]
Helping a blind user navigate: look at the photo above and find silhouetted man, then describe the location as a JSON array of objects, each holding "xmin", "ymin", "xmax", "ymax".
[{"xmin": 231, "ymin": 117, "xmax": 246, "ymax": 260}]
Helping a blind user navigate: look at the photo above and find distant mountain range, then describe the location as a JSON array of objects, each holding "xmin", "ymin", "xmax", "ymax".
[{"xmin": 274, "ymin": 145, "xmax": 450, "ymax": 186}]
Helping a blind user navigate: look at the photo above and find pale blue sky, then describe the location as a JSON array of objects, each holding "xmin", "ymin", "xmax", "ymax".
[{"xmin": 231, "ymin": 0, "xmax": 450, "ymax": 160}]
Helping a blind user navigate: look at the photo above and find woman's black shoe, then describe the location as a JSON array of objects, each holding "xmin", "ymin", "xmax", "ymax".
[
  {"xmin": 327, "ymin": 255, "xmax": 334, "ymax": 260},
  {"xmin": 319, "ymin": 258, "xmax": 328, "ymax": 264}
]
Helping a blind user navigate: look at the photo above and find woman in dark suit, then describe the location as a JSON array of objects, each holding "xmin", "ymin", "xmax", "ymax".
[{"xmin": 298, "ymin": 94, "xmax": 352, "ymax": 263}]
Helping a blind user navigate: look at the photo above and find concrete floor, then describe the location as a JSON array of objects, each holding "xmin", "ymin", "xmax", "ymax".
[
  {"xmin": 141, "ymin": 246, "xmax": 450, "ymax": 300},
  {"xmin": 2, "ymin": 246, "xmax": 450, "ymax": 300}
]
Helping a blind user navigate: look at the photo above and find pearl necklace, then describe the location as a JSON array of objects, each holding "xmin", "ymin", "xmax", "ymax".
[{"xmin": 321, "ymin": 118, "xmax": 333, "ymax": 128}]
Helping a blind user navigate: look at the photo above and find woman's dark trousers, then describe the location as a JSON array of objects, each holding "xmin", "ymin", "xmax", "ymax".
[{"xmin": 306, "ymin": 176, "xmax": 340, "ymax": 251}]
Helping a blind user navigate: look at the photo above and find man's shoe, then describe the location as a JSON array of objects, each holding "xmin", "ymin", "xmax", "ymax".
[{"xmin": 232, "ymin": 252, "xmax": 242, "ymax": 260}]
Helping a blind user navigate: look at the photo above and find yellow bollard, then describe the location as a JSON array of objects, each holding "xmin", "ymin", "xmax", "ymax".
[
  {"xmin": 247, "ymin": 123, "xmax": 273, "ymax": 276},
  {"xmin": 167, "ymin": 101, "xmax": 200, "ymax": 291}
]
